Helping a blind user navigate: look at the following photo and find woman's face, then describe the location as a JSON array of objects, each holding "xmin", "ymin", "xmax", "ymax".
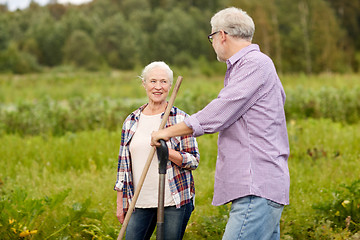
[{"xmin": 143, "ymin": 68, "xmax": 171, "ymax": 105}]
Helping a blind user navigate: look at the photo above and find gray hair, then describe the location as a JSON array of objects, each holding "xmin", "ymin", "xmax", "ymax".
[
  {"xmin": 140, "ymin": 61, "xmax": 173, "ymax": 85},
  {"xmin": 210, "ymin": 7, "xmax": 255, "ymax": 42}
]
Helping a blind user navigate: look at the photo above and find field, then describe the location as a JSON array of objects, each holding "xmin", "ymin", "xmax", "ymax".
[{"xmin": 0, "ymin": 69, "xmax": 360, "ymax": 239}]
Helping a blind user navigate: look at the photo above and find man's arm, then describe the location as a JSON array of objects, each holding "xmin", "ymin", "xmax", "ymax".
[{"xmin": 151, "ymin": 122, "xmax": 193, "ymax": 147}]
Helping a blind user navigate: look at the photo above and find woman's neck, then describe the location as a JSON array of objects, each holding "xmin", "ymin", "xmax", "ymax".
[{"xmin": 143, "ymin": 102, "xmax": 167, "ymax": 115}]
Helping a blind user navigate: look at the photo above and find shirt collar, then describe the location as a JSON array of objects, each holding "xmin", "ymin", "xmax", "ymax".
[
  {"xmin": 131, "ymin": 102, "xmax": 175, "ymax": 120},
  {"xmin": 226, "ymin": 44, "xmax": 260, "ymax": 68}
]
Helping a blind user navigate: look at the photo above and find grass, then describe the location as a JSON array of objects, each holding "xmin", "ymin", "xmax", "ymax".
[
  {"xmin": 1, "ymin": 70, "xmax": 360, "ymax": 239},
  {"xmin": 1, "ymin": 119, "xmax": 359, "ymax": 239},
  {"xmin": 281, "ymin": 119, "xmax": 360, "ymax": 239}
]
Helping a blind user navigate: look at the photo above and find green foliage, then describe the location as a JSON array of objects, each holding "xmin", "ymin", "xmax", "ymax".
[
  {"xmin": 0, "ymin": 96, "xmax": 141, "ymax": 136},
  {"xmin": 0, "ymin": 130, "xmax": 120, "ymax": 175},
  {"xmin": 94, "ymin": 13, "xmax": 139, "ymax": 69},
  {"xmin": 63, "ymin": 30, "xmax": 102, "ymax": 70},
  {"xmin": 326, "ymin": 0, "xmax": 360, "ymax": 70},
  {"xmin": 285, "ymin": 86, "xmax": 360, "ymax": 124},
  {"xmin": 0, "ymin": 42, "xmax": 41, "ymax": 74},
  {"xmin": 26, "ymin": 12, "xmax": 66, "ymax": 66},
  {"xmin": 1, "ymin": 72, "xmax": 360, "ymax": 239},
  {"xmin": 0, "ymin": 72, "xmax": 359, "ymax": 136},
  {"xmin": 0, "ymin": 188, "xmax": 116, "ymax": 239},
  {"xmin": 313, "ymin": 180, "xmax": 360, "ymax": 233},
  {"xmin": 1, "ymin": 0, "xmax": 359, "ymax": 73},
  {"xmin": 151, "ymin": 7, "xmax": 208, "ymax": 66},
  {"xmin": 186, "ymin": 205, "xmax": 229, "ymax": 239},
  {"xmin": 277, "ymin": 118, "xmax": 360, "ymax": 239},
  {"xmin": 0, "ymin": 14, "xmax": 10, "ymax": 50}
]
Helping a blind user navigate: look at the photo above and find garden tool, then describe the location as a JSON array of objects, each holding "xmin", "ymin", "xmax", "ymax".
[{"xmin": 156, "ymin": 139, "xmax": 168, "ymax": 240}]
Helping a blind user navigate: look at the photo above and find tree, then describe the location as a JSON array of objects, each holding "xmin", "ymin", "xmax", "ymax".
[
  {"xmin": 94, "ymin": 13, "xmax": 139, "ymax": 69},
  {"xmin": 0, "ymin": 15, "xmax": 10, "ymax": 50},
  {"xmin": 63, "ymin": 30, "xmax": 102, "ymax": 70},
  {"xmin": 0, "ymin": 42, "xmax": 40, "ymax": 74},
  {"xmin": 47, "ymin": 3, "xmax": 67, "ymax": 20},
  {"xmin": 325, "ymin": 0, "xmax": 360, "ymax": 71},
  {"xmin": 22, "ymin": 38, "xmax": 42, "ymax": 61},
  {"xmin": 151, "ymin": 7, "xmax": 208, "ymax": 66},
  {"xmin": 0, "ymin": 3, "xmax": 7, "ymax": 12},
  {"xmin": 26, "ymin": 11, "xmax": 66, "ymax": 66},
  {"xmin": 298, "ymin": 0, "xmax": 312, "ymax": 74},
  {"xmin": 120, "ymin": 0, "xmax": 150, "ymax": 19},
  {"xmin": 309, "ymin": 0, "xmax": 346, "ymax": 72},
  {"xmin": 229, "ymin": 0, "xmax": 283, "ymax": 71}
]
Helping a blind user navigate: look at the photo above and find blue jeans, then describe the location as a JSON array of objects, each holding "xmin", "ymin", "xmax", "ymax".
[
  {"xmin": 125, "ymin": 201, "xmax": 194, "ymax": 240},
  {"xmin": 222, "ymin": 196, "xmax": 284, "ymax": 240}
]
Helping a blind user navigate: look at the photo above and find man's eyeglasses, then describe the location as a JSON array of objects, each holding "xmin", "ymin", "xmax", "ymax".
[{"xmin": 207, "ymin": 30, "xmax": 228, "ymax": 44}]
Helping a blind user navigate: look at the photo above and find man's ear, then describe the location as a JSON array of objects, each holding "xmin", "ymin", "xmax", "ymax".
[{"xmin": 220, "ymin": 30, "xmax": 227, "ymax": 42}]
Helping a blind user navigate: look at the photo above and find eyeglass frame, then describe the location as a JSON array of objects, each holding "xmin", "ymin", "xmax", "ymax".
[{"xmin": 207, "ymin": 30, "xmax": 228, "ymax": 44}]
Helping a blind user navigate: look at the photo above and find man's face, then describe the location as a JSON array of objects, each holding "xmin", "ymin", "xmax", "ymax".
[{"xmin": 210, "ymin": 29, "xmax": 227, "ymax": 62}]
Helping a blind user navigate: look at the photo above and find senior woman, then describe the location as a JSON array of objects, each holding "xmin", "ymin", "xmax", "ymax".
[{"xmin": 114, "ymin": 61, "xmax": 200, "ymax": 240}]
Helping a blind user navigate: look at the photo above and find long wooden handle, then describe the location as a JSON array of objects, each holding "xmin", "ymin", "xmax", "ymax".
[{"xmin": 117, "ymin": 76, "xmax": 183, "ymax": 240}]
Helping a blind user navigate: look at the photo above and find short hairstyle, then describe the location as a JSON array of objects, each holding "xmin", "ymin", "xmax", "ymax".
[
  {"xmin": 140, "ymin": 61, "xmax": 173, "ymax": 85},
  {"xmin": 210, "ymin": 7, "xmax": 255, "ymax": 41}
]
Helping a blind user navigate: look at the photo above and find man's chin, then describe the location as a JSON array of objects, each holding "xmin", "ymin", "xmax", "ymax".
[{"xmin": 217, "ymin": 56, "xmax": 226, "ymax": 63}]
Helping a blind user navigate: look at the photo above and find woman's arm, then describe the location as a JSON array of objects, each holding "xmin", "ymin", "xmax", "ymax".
[
  {"xmin": 116, "ymin": 191, "xmax": 125, "ymax": 224},
  {"xmin": 168, "ymin": 148, "xmax": 183, "ymax": 167}
]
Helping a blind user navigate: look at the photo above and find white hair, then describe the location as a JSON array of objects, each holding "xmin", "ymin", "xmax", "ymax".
[
  {"xmin": 210, "ymin": 7, "xmax": 255, "ymax": 41},
  {"xmin": 140, "ymin": 61, "xmax": 173, "ymax": 85}
]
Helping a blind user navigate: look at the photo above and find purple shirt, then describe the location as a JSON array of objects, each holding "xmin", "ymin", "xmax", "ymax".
[{"xmin": 184, "ymin": 44, "xmax": 290, "ymax": 206}]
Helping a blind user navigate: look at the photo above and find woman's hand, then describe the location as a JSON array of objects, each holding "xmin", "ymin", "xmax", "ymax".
[{"xmin": 116, "ymin": 191, "xmax": 125, "ymax": 224}]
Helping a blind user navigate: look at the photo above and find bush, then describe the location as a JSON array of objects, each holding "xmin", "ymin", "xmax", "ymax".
[
  {"xmin": 1, "ymin": 84, "xmax": 360, "ymax": 136},
  {"xmin": 0, "ymin": 187, "xmax": 116, "ymax": 239},
  {"xmin": 0, "ymin": 96, "xmax": 145, "ymax": 136},
  {"xmin": 312, "ymin": 179, "xmax": 360, "ymax": 233},
  {"xmin": 285, "ymin": 86, "xmax": 360, "ymax": 124},
  {"xmin": 63, "ymin": 30, "xmax": 103, "ymax": 71},
  {"xmin": 0, "ymin": 42, "xmax": 41, "ymax": 74}
]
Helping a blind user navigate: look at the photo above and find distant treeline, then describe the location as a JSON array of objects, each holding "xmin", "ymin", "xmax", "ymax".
[{"xmin": 0, "ymin": 0, "xmax": 359, "ymax": 74}]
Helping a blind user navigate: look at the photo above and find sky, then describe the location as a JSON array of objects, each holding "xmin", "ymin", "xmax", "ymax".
[{"xmin": 0, "ymin": 0, "xmax": 92, "ymax": 11}]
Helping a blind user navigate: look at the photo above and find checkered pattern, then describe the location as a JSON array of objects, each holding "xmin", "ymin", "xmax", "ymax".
[{"xmin": 114, "ymin": 104, "xmax": 200, "ymax": 213}]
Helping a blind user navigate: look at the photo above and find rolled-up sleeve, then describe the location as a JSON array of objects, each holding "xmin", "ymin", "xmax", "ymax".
[
  {"xmin": 184, "ymin": 116, "xmax": 204, "ymax": 137},
  {"xmin": 177, "ymin": 134, "xmax": 200, "ymax": 170}
]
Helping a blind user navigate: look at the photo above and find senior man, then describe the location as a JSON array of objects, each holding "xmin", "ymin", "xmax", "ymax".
[{"xmin": 151, "ymin": 7, "xmax": 290, "ymax": 240}]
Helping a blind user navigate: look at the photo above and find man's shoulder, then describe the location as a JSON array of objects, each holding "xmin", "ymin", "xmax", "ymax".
[
  {"xmin": 246, "ymin": 46, "xmax": 272, "ymax": 61},
  {"xmin": 242, "ymin": 48, "xmax": 274, "ymax": 70}
]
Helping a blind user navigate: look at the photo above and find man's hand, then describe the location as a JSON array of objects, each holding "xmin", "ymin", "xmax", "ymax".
[
  {"xmin": 151, "ymin": 122, "xmax": 194, "ymax": 147},
  {"xmin": 151, "ymin": 129, "xmax": 170, "ymax": 147}
]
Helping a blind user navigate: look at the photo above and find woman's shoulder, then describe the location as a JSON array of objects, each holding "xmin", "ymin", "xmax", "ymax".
[
  {"xmin": 122, "ymin": 104, "xmax": 145, "ymax": 126},
  {"xmin": 171, "ymin": 106, "xmax": 189, "ymax": 118}
]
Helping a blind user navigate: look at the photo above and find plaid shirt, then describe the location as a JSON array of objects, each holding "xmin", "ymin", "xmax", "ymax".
[{"xmin": 114, "ymin": 103, "xmax": 200, "ymax": 213}]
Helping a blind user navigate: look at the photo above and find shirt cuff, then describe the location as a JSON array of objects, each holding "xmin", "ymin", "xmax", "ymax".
[{"xmin": 184, "ymin": 115, "xmax": 204, "ymax": 137}]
